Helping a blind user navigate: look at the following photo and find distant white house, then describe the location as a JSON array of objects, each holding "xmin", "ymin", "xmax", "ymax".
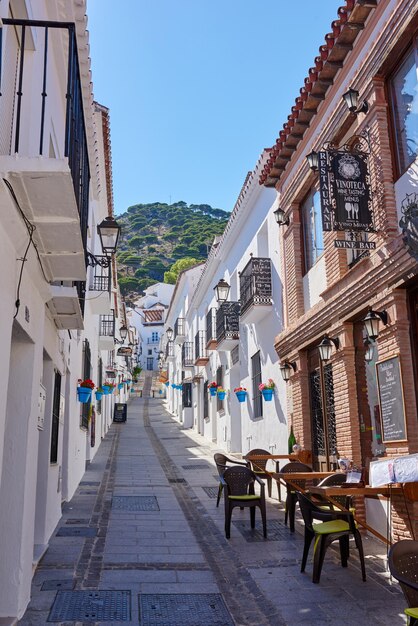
[{"xmin": 127, "ymin": 282, "xmax": 175, "ymax": 371}]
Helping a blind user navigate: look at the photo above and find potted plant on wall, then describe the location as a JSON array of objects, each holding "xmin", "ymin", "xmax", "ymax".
[
  {"xmin": 77, "ymin": 379, "xmax": 95, "ymax": 403},
  {"xmin": 208, "ymin": 381, "xmax": 218, "ymax": 397},
  {"xmin": 217, "ymin": 386, "xmax": 227, "ymax": 401},
  {"xmin": 104, "ymin": 380, "xmax": 116, "ymax": 394},
  {"xmin": 259, "ymin": 379, "xmax": 275, "ymax": 401},
  {"xmin": 95, "ymin": 386, "xmax": 104, "ymax": 401},
  {"xmin": 234, "ymin": 386, "xmax": 247, "ymax": 402}
]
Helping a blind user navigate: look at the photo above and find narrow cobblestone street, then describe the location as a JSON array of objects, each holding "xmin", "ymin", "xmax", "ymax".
[{"xmin": 19, "ymin": 398, "xmax": 406, "ymax": 625}]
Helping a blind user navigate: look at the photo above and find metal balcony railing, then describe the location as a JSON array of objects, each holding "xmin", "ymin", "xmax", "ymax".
[
  {"xmin": 195, "ymin": 330, "xmax": 208, "ymax": 362},
  {"xmin": 1, "ymin": 19, "xmax": 90, "ymax": 252},
  {"xmin": 89, "ymin": 259, "xmax": 111, "ymax": 292},
  {"xmin": 206, "ymin": 308, "xmax": 217, "ymax": 345},
  {"xmin": 181, "ymin": 342, "xmax": 194, "ymax": 367},
  {"xmin": 174, "ymin": 317, "xmax": 185, "ymax": 339},
  {"xmin": 99, "ymin": 311, "xmax": 115, "ymax": 337},
  {"xmin": 165, "ymin": 341, "xmax": 174, "ymax": 359},
  {"xmin": 239, "ymin": 257, "xmax": 272, "ymax": 315},
  {"xmin": 216, "ymin": 302, "xmax": 240, "ymax": 344}
]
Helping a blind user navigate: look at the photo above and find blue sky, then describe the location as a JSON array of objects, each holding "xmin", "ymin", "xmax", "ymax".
[{"xmin": 87, "ymin": 0, "xmax": 339, "ymax": 215}]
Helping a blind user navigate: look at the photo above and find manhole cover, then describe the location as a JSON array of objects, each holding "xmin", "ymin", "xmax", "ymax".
[
  {"xmin": 232, "ymin": 519, "xmax": 301, "ymax": 541},
  {"xmin": 182, "ymin": 464, "xmax": 208, "ymax": 470},
  {"xmin": 139, "ymin": 593, "xmax": 234, "ymax": 626},
  {"xmin": 56, "ymin": 527, "xmax": 97, "ymax": 537},
  {"xmin": 48, "ymin": 590, "xmax": 131, "ymax": 622},
  {"xmin": 112, "ymin": 496, "xmax": 159, "ymax": 511},
  {"xmin": 41, "ymin": 579, "xmax": 75, "ymax": 591},
  {"xmin": 168, "ymin": 478, "xmax": 187, "ymax": 484},
  {"xmin": 202, "ymin": 486, "xmax": 219, "ymax": 498}
]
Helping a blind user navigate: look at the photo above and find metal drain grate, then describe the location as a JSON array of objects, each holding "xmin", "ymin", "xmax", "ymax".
[
  {"xmin": 80, "ymin": 481, "xmax": 100, "ymax": 486},
  {"xmin": 182, "ymin": 464, "xmax": 208, "ymax": 470},
  {"xmin": 202, "ymin": 486, "xmax": 219, "ymax": 498},
  {"xmin": 56, "ymin": 527, "xmax": 97, "ymax": 537},
  {"xmin": 139, "ymin": 593, "xmax": 234, "ymax": 626},
  {"xmin": 232, "ymin": 519, "xmax": 301, "ymax": 542},
  {"xmin": 41, "ymin": 580, "xmax": 75, "ymax": 591},
  {"xmin": 48, "ymin": 590, "xmax": 131, "ymax": 622},
  {"xmin": 112, "ymin": 496, "xmax": 159, "ymax": 511},
  {"xmin": 65, "ymin": 518, "xmax": 89, "ymax": 525},
  {"xmin": 168, "ymin": 478, "xmax": 187, "ymax": 484}
]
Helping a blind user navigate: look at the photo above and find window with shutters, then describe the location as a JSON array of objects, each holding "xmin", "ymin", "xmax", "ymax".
[
  {"xmin": 251, "ymin": 351, "xmax": 263, "ymax": 418},
  {"xmin": 50, "ymin": 371, "xmax": 62, "ymax": 463}
]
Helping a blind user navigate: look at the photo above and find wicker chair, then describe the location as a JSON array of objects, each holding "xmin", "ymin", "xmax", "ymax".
[
  {"xmin": 214, "ymin": 453, "xmax": 249, "ymax": 507},
  {"xmin": 297, "ymin": 491, "xmax": 366, "ymax": 584},
  {"xmin": 246, "ymin": 448, "xmax": 273, "ymax": 498},
  {"xmin": 389, "ymin": 540, "xmax": 418, "ymax": 625},
  {"xmin": 221, "ymin": 465, "xmax": 267, "ymax": 539},
  {"xmin": 280, "ymin": 461, "xmax": 312, "ymax": 532}
]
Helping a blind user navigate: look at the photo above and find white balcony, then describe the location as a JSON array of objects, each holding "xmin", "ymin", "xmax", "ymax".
[{"xmin": 46, "ymin": 285, "xmax": 83, "ymax": 330}]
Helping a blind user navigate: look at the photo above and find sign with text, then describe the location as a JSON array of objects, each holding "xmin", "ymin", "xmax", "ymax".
[
  {"xmin": 113, "ymin": 402, "xmax": 127, "ymax": 423},
  {"xmin": 334, "ymin": 240, "xmax": 376, "ymax": 250},
  {"xmin": 319, "ymin": 150, "xmax": 373, "ymax": 232},
  {"xmin": 376, "ymin": 355, "xmax": 407, "ymax": 443}
]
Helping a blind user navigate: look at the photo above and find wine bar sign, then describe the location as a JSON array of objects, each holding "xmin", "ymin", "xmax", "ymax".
[{"xmin": 319, "ymin": 150, "xmax": 374, "ymax": 232}]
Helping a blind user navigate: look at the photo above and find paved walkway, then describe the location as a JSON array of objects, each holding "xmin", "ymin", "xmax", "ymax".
[{"xmin": 19, "ymin": 398, "xmax": 406, "ymax": 625}]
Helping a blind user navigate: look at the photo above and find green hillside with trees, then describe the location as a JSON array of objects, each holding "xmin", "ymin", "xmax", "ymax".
[{"xmin": 116, "ymin": 201, "xmax": 229, "ymax": 299}]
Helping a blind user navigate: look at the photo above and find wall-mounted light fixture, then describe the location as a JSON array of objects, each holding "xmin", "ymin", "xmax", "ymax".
[
  {"xmin": 363, "ymin": 308, "xmax": 388, "ymax": 341},
  {"xmin": 306, "ymin": 150, "xmax": 319, "ymax": 171},
  {"xmin": 274, "ymin": 207, "xmax": 290, "ymax": 227},
  {"xmin": 280, "ymin": 360, "xmax": 297, "ymax": 382},
  {"xmin": 342, "ymin": 87, "xmax": 368, "ymax": 115},
  {"xmin": 166, "ymin": 327, "xmax": 173, "ymax": 340},
  {"xmin": 214, "ymin": 278, "xmax": 230, "ymax": 303},
  {"xmin": 364, "ymin": 338, "xmax": 374, "ymax": 363},
  {"xmin": 318, "ymin": 334, "xmax": 340, "ymax": 362},
  {"xmin": 97, "ymin": 216, "xmax": 121, "ymax": 256}
]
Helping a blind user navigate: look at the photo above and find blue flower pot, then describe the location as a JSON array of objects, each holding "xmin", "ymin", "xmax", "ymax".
[
  {"xmin": 235, "ymin": 391, "xmax": 247, "ymax": 403},
  {"xmin": 95, "ymin": 391, "xmax": 103, "ymax": 401},
  {"xmin": 118, "ymin": 383, "xmax": 124, "ymax": 390},
  {"xmin": 217, "ymin": 391, "xmax": 226, "ymax": 400},
  {"xmin": 171, "ymin": 384, "xmax": 176, "ymax": 389},
  {"xmin": 209, "ymin": 387, "xmax": 217, "ymax": 397},
  {"xmin": 262, "ymin": 388, "xmax": 274, "ymax": 401},
  {"xmin": 102, "ymin": 385, "xmax": 110, "ymax": 395},
  {"xmin": 165, "ymin": 382, "xmax": 169, "ymax": 387},
  {"xmin": 77, "ymin": 387, "xmax": 92, "ymax": 403}
]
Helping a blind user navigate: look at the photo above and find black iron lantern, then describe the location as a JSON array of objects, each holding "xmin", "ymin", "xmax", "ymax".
[
  {"xmin": 280, "ymin": 360, "xmax": 297, "ymax": 382},
  {"xmin": 306, "ymin": 150, "xmax": 319, "ymax": 171},
  {"xmin": 119, "ymin": 325, "xmax": 128, "ymax": 341},
  {"xmin": 342, "ymin": 87, "xmax": 368, "ymax": 115},
  {"xmin": 97, "ymin": 216, "xmax": 121, "ymax": 255},
  {"xmin": 364, "ymin": 338, "xmax": 374, "ymax": 363},
  {"xmin": 166, "ymin": 327, "xmax": 173, "ymax": 340},
  {"xmin": 214, "ymin": 278, "xmax": 230, "ymax": 303},
  {"xmin": 318, "ymin": 334, "xmax": 340, "ymax": 362},
  {"xmin": 363, "ymin": 308, "xmax": 388, "ymax": 341},
  {"xmin": 274, "ymin": 207, "xmax": 289, "ymax": 227}
]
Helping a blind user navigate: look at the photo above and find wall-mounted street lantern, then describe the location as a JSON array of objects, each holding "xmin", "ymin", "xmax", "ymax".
[
  {"xmin": 318, "ymin": 334, "xmax": 340, "ymax": 363},
  {"xmin": 166, "ymin": 327, "xmax": 173, "ymax": 340},
  {"xmin": 274, "ymin": 207, "xmax": 290, "ymax": 227},
  {"xmin": 119, "ymin": 325, "xmax": 128, "ymax": 341},
  {"xmin": 214, "ymin": 278, "xmax": 230, "ymax": 303},
  {"xmin": 97, "ymin": 216, "xmax": 121, "ymax": 256},
  {"xmin": 280, "ymin": 360, "xmax": 297, "ymax": 382},
  {"xmin": 306, "ymin": 150, "xmax": 319, "ymax": 171},
  {"xmin": 342, "ymin": 88, "xmax": 368, "ymax": 115},
  {"xmin": 364, "ymin": 338, "xmax": 374, "ymax": 363},
  {"xmin": 363, "ymin": 308, "xmax": 388, "ymax": 341}
]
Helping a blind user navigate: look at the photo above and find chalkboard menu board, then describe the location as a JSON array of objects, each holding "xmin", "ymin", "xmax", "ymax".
[
  {"xmin": 113, "ymin": 403, "xmax": 127, "ymax": 423},
  {"xmin": 251, "ymin": 258, "xmax": 272, "ymax": 297},
  {"xmin": 376, "ymin": 355, "xmax": 407, "ymax": 443}
]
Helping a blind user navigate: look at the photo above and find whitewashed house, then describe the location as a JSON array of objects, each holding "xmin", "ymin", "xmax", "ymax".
[
  {"xmin": 164, "ymin": 153, "xmax": 288, "ymax": 456},
  {"xmin": 0, "ymin": 1, "xmax": 128, "ymax": 622}
]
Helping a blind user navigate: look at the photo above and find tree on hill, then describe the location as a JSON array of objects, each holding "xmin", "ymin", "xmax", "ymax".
[{"xmin": 163, "ymin": 257, "xmax": 202, "ymax": 284}]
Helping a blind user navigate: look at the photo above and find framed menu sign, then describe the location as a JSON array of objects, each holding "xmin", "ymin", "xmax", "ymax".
[{"xmin": 376, "ymin": 355, "xmax": 407, "ymax": 443}]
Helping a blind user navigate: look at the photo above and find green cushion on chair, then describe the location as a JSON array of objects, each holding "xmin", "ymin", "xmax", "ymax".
[
  {"xmin": 228, "ymin": 495, "xmax": 261, "ymax": 501},
  {"xmin": 312, "ymin": 519, "xmax": 350, "ymax": 534},
  {"xmin": 405, "ymin": 608, "xmax": 418, "ymax": 619}
]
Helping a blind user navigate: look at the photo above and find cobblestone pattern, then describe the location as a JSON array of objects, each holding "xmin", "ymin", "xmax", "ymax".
[{"xmin": 143, "ymin": 398, "xmax": 286, "ymax": 626}]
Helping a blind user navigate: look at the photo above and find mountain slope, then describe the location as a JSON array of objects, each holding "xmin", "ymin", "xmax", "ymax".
[{"xmin": 116, "ymin": 201, "xmax": 229, "ymax": 299}]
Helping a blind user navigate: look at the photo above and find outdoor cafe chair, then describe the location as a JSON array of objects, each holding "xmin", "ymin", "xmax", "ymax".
[
  {"xmin": 279, "ymin": 461, "xmax": 312, "ymax": 532},
  {"xmin": 389, "ymin": 540, "xmax": 418, "ymax": 625},
  {"xmin": 214, "ymin": 453, "xmax": 249, "ymax": 507},
  {"xmin": 221, "ymin": 465, "xmax": 267, "ymax": 539},
  {"xmin": 296, "ymin": 491, "xmax": 366, "ymax": 584},
  {"xmin": 310, "ymin": 472, "xmax": 353, "ymax": 512},
  {"xmin": 246, "ymin": 448, "xmax": 274, "ymax": 498}
]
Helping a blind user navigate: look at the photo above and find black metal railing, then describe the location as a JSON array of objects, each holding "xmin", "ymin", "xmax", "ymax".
[
  {"xmin": 174, "ymin": 317, "xmax": 185, "ymax": 339},
  {"xmin": 0, "ymin": 19, "xmax": 90, "ymax": 251},
  {"xmin": 89, "ymin": 259, "xmax": 111, "ymax": 292},
  {"xmin": 216, "ymin": 302, "xmax": 240, "ymax": 344},
  {"xmin": 195, "ymin": 330, "xmax": 208, "ymax": 361},
  {"xmin": 165, "ymin": 341, "xmax": 174, "ymax": 359},
  {"xmin": 240, "ymin": 257, "xmax": 272, "ymax": 315},
  {"xmin": 99, "ymin": 310, "xmax": 115, "ymax": 337},
  {"xmin": 182, "ymin": 342, "xmax": 194, "ymax": 367},
  {"xmin": 206, "ymin": 308, "xmax": 217, "ymax": 344}
]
